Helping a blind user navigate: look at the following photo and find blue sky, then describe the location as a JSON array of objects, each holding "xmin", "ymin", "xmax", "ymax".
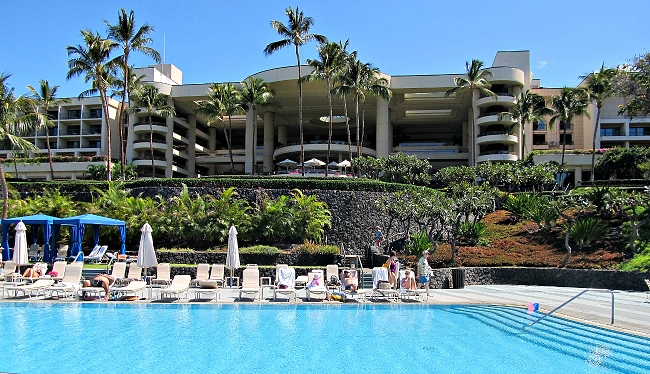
[{"xmin": 1, "ymin": 0, "xmax": 649, "ymax": 98}]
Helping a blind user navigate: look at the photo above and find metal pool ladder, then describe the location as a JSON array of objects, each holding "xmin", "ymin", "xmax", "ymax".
[{"xmin": 526, "ymin": 289, "xmax": 616, "ymax": 329}]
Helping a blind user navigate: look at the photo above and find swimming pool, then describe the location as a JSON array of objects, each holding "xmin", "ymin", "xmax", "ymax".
[{"xmin": 1, "ymin": 303, "xmax": 648, "ymax": 373}]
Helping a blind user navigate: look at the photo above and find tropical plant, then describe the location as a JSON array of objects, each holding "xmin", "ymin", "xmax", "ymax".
[
  {"xmin": 66, "ymin": 29, "xmax": 117, "ymax": 181},
  {"xmin": 459, "ymin": 221, "xmax": 488, "ymax": 246},
  {"xmin": 549, "ymin": 87, "xmax": 590, "ymax": 170},
  {"xmin": 380, "ymin": 152, "xmax": 431, "ymax": 185},
  {"xmin": 105, "ymin": 9, "xmax": 161, "ymax": 180},
  {"xmin": 303, "ymin": 40, "xmax": 348, "ymax": 175},
  {"xmin": 264, "ymin": 6, "xmax": 326, "ymax": 176},
  {"xmin": 290, "ymin": 189, "xmax": 332, "ymax": 242},
  {"xmin": 127, "ymin": 84, "xmax": 175, "ymax": 177},
  {"xmin": 0, "ymin": 73, "xmax": 40, "ymax": 218},
  {"xmin": 581, "ymin": 65, "xmax": 617, "ymax": 181},
  {"xmin": 435, "ymin": 166, "xmax": 477, "ymax": 187},
  {"xmin": 507, "ymin": 90, "xmax": 552, "ymax": 155},
  {"xmin": 358, "ymin": 63, "xmax": 391, "ymax": 154},
  {"xmin": 594, "ymin": 146, "xmax": 650, "ymax": 180},
  {"xmin": 239, "ymin": 77, "xmax": 275, "ymax": 174},
  {"xmin": 331, "ymin": 45, "xmax": 356, "ymax": 161},
  {"xmin": 568, "ymin": 217, "xmax": 607, "ymax": 250},
  {"xmin": 26, "ymin": 80, "xmax": 71, "ymax": 180},
  {"xmin": 251, "ymin": 189, "xmax": 294, "ymax": 243},
  {"xmin": 195, "ymin": 83, "xmax": 243, "ymax": 172},
  {"xmin": 614, "ymin": 52, "xmax": 650, "ymax": 118},
  {"xmin": 83, "ymin": 164, "xmax": 107, "ymax": 180},
  {"xmin": 405, "ymin": 230, "xmax": 432, "ymax": 257}
]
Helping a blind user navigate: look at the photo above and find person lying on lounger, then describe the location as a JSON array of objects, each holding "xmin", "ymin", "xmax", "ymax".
[
  {"xmin": 343, "ymin": 270, "xmax": 358, "ymax": 292},
  {"xmin": 401, "ymin": 270, "xmax": 417, "ymax": 291},
  {"xmin": 22, "ymin": 264, "xmax": 43, "ymax": 279},
  {"xmin": 83, "ymin": 273, "xmax": 115, "ymax": 300}
]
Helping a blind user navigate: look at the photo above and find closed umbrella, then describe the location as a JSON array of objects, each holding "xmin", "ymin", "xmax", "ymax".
[
  {"xmin": 226, "ymin": 225, "xmax": 240, "ymax": 287},
  {"xmin": 12, "ymin": 221, "xmax": 28, "ymax": 268},
  {"xmin": 137, "ymin": 223, "xmax": 158, "ymax": 299}
]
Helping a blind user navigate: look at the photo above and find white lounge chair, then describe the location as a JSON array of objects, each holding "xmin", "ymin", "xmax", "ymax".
[
  {"xmin": 159, "ymin": 275, "xmax": 191, "ymax": 300},
  {"xmin": 84, "ymin": 245, "xmax": 108, "ymax": 263},
  {"xmin": 111, "ymin": 281, "xmax": 147, "ymax": 300},
  {"xmin": 326, "ymin": 264, "xmax": 341, "ymax": 291},
  {"xmin": 45, "ymin": 262, "xmax": 83, "ymax": 299},
  {"xmin": 645, "ymin": 279, "xmax": 650, "ymax": 302},
  {"xmin": 117, "ymin": 263, "xmax": 142, "ymax": 286},
  {"xmin": 28, "ymin": 244, "xmax": 41, "ymax": 262},
  {"xmin": 273, "ymin": 265, "xmax": 296, "ymax": 302},
  {"xmin": 209, "ymin": 264, "xmax": 225, "ymax": 288},
  {"xmin": 151, "ymin": 263, "xmax": 172, "ymax": 286},
  {"xmin": 369, "ymin": 267, "xmax": 398, "ymax": 302},
  {"xmin": 6, "ymin": 279, "xmax": 55, "ymax": 298},
  {"xmin": 0, "ymin": 260, "xmax": 17, "ymax": 281},
  {"xmin": 53, "ymin": 245, "xmax": 69, "ymax": 262},
  {"xmin": 191, "ymin": 263, "xmax": 210, "ymax": 287},
  {"xmin": 341, "ymin": 268, "xmax": 366, "ymax": 300},
  {"xmin": 306, "ymin": 270, "xmax": 328, "ymax": 301},
  {"xmin": 110, "ymin": 261, "xmax": 127, "ymax": 283},
  {"xmin": 399, "ymin": 270, "xmax": 427, "ymax": 301},
  {"xmin": 50, "ymin": 261, "xmax": 67, "ymax": 282},
  {"xmin": 239, "ymin": 267, "xmax": 261, "ymax": 301}
]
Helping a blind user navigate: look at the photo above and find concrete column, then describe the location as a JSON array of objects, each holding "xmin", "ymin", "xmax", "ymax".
[
  {"xmin": 188, "ymin": 114, "xmax": 196, "ymax": 178},
  {"xmin": 278, "ymin": 125, "xmax": 288, "ymax": 146},
  {"xmin": 164, "ymin": 99, "xmax": 175, "ymax": 178},
  {"xmin": 263, "ymin": 112, "xmax": 275, "ymax": 174},
  {"xmin": 208, "ymin": 127, "xmax": 217, "ymax": 175},
  {"xmin": 245, "ymin": 108, "xmax": 255, "ymax": 174},
  {"xmin": 574, "ymin": 166, "xmax": 582, "ymax": 187},
  {"xmin": 126, "ymin": 113, "xmax": 136, "ymax": 163},
  {"xmin": 375, "ymin": 98, "xmax": 390, "ymax": 158}
]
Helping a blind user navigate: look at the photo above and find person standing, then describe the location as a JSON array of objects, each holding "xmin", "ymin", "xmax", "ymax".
[
  {"xmin": 417, "ymin": 250, "xmax": 432, "ymax": 294},
  {"xmin": 374, "ymin": 226, "xmax": 383, "ymax": 247}
]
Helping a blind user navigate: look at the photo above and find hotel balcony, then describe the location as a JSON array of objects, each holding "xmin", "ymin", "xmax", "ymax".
[
  {"xmin": 476, "ymin": 113, "xmax": 516, "ymax": 127},
  {"xmin": 132, "ymin": 141, "xmax": 168, "ymax": 152},
  {"xmin": 273, "ymin": 142, "xmax": 377, "ymax": 159},
  {"xmin": 133, "ymin": 124, "xmax": 169, "ymax": 135},
  {"xmin": 476, "ymin": 133, "xmax": 518, "ymax": 145},
  {"xmin": 476, "ymin": 150, "xmax": 517, "ymax": 163},
  {"xmin": 476, "ymin": 94, "xmax": 517, "ymax": 108}
]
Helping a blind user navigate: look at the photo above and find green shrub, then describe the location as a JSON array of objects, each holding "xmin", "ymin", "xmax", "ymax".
[
  {"xmin": 240, "ymin": 245, "xmax": 281, "ymax": 255},
  {"xmin": 618, "ymin": 250, "xmax": 650, "ymax": 272},
  {"xmin": 503, "ymin": 193, "xmax": 541, "ymax": 220},
  {"xmin": 568, "ymin": 217, "xmax": 608, "ymax": 250},
  {"xmin": 405, "ymin": 230, "xmax": 432, "ymax": 257},
  {"xmin": 293, "ymin": 240, "xmax": 340, "ymax": 255},
  {"xmin": 459, "ymin": 222, "xmax": 488, "ymax": 246}
]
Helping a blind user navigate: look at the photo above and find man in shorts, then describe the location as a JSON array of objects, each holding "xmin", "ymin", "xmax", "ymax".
[
  {"xmin": 83, "ymin": 273, "xmax": 115, "ymax": 300},
  {"xmin": 417, "ymin": 250, "xmax": 432, "ymax": 294}
]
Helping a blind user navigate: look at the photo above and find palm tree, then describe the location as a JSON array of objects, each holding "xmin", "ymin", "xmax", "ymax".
[
  {"xmin": 446, "ymin": 60, "xmax": 497, "ymax": 163},
  {"xmin": 582, "ymin": 65, "xmax": 617, "ymax": 181},
  {"xmin": 106, "ymin": 9, "xmax": 161, "ymax": 180},
  {"xmin": 549, "ymin": 87, "xmax": 591, "ymax": 170},
  {"xmin": 331, "ymin": 47, "xmax": 356, "ymax": 161},
  {"xmin": 264, "ymin": 7, "xmax": 326, "ymax": 176},
  {"xmin": 240, "ymin": 77, "xmax": 275, "ymax": 174},
  {"xmin": 358, "ymin": 63, "xmax": 391, "ymax": 154},
  {"xmin": 302, "ymin": 40, "xmax": 347, "ymax": 176},
  {"xmin": 0, "ymin": 74, "xmax": 40, "ymax": 218},
  {"xmin": 195, "ymin": 83, "xmax": 243, "ymax": 172},
  {"xmin": 507, "ymin": 90, "xmax": 553, "ymax": 155},
  {"xmin": 26, "ymin": 80, "xmax": 71, "ymax": 180},
  {"xmin": 128, "ymin": 84, "xmax": 175, "ymax": 177},
  {"xmin": 66, "ymin": 29, "xmax": 117, "ymax": 181}
]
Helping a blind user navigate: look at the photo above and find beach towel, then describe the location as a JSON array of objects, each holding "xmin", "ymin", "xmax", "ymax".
[{"xmin": 277, "ymin": 267, "xmax": 295, "ymax": 287}]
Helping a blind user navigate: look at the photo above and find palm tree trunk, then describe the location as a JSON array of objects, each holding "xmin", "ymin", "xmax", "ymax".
[
  {"xmin": 344, "ymin": 95, "xmax": 352, "ymax": 161},
  {"xmin": 296, "ymin": 45, "xmax": 305, "ymax": 177},
  {"xmin": 99, "ymin": 82, "xmax": 112, "ymax": 181},
  {"xmin": 119, "ymin": 51, "xmax": 130, "ymax": 181},
  {"xmin": 149, "ymin": 113, "xmax": 154, "ymax": 178},
  {"xmin": 355, "ymin": 92, "xmax": 361, "ymax": 158},
  {"xmin": 45, "ymin": 120, "xmax": 55, "ymax": 180},
  {"xmin": 361, "ymin": 104, "xmax": 366, "ymax": 151},
  {"xmin": 326, "ymin": 75, "xmax": 332, "ymax": 177},
  {"xmin": 227, "ymin": 116, "xmax": 234, "ymax": 172},
  {"xmin": 590, "ymin": 106, "xmax": 601, "ymax": 182},
  {"xmin": 560, "ymin": 122, "xmax": 567, "ymax": 169},
  {"xmin": 0, "ymin": 163, "xmax": 8, "ymax": 219},
  {"xmin": 12, "ymin": 153, "xmax": 18, "ymax": 179}
]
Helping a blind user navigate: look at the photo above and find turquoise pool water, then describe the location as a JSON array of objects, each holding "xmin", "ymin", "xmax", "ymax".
[{"xmin": 1, "ymin": 303, "xmax": 648, "ymax": 373}]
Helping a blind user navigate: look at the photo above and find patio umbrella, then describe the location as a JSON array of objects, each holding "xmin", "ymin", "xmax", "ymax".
[
  {"xmin": 304, "ymin": 158, "xmax": 325, "ymax": 167},
  {"xmin": 338, "ymin": 159, "xmax": 351, "ymax": 173},
  {"xmin": 12, "ymin": 221, "xmax": 29, "ymax": 269},
  {"xmin": 277, "ymin": 159, "xmax": 297, "ymax": 172},
  {"xmin": 327, "ymin": 161, "xmax": 339, "ymax": 167},
  {"xmin": 137, "ymin": 222, "xmax": 158, "ymax": 299},
  {"xmin": 226, "ymin": 225, "xmax": 240, "ymax": 287}
]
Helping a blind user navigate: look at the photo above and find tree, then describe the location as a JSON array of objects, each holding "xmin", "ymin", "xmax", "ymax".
[
  {"xmin": 615, "ymin": 52, "xmax": 650, "ymax": 118},
  {"xmin": 240, "ymin": 77, "xmax": 275, "ymax": 174},
  {"xmin": 66, "ymin": 29, "xmax": 117, "ymax": 181},
  {"xmin": 303, "ymin": 40, "xmax": 347, "ymax": 176},
  {"xmin": 127, "ymin": 84, "xmax": 175, "ymax": 177},
  {"xmin": 106, "ymin": 9, "xmax": 161, "ymax": 180},
  {"xmin": 359, "ymin": 62, "xmax": 391, "ymax": 156},
  {"xmin": 195, "ymin": 83, "xmax": 243, "ymax": 172},
  {"xmin": 0, "ymin": 74, "xmax": 40, "ymax": 218},
  {"xmin": 26, "ymin": 80, "xmax": 71, "ymax": 180},
  {"xmin": 595, "ymin": 146, "xmax": 650, "ymax": 179},
  {"xmin": 264, "ymin": 6, "xmax": 326, "ymax": 176},
  {"xmin": 549, "ymin": 87, "xmax": 590, "ymax": 171},
  {"xmin": 581, "ymin": 65, "xmax": 617, "ymax": 181},
  {"xmin": 330, "ymin": 43, "xmax": 356, "ymax": 161},
  {"xmin": 508, "ymin": 90, "xmax": 552, "ymax": 155}
]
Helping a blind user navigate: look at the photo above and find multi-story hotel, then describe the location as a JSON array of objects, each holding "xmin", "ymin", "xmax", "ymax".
[{"xmin": 4, "ymin": 50, "xmax": 649, "ymax": 185}]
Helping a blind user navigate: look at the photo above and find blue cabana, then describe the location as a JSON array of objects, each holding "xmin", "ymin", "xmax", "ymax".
[
  {"xmin": 52, "ymin": 214, "xmax": 126, "ymax": 260},
  {"xmin": 2, "ymin": 214, "xmax": 57, "ymax": 262}
]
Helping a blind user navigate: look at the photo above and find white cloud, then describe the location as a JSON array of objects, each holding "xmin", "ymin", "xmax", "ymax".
[{"xmin": 537, "ymin": 60, "xmax": 548, "ymax": 69}]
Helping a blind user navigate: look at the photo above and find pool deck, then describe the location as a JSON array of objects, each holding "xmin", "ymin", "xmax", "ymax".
[{"xmin": 2, "ymin": 284, "xmax": 649, "ymax": 338}]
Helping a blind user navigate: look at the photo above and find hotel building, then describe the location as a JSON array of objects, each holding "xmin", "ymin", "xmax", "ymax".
[{"xmin": 4, "ymin": 50, "xmax": 650, "ymax": 185}]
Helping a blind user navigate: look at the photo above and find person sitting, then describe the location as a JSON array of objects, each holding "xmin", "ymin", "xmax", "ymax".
[
  {"xmin": 83, "ymin": 273, "xmax": 115, "ymax": 300},
  {"xmin": 401, "ymin": 270, "xmax": 417, "ymax": 291},
  {"xmin": 342, "ymin": 270, "xmax": 358, "ymax": 292}
]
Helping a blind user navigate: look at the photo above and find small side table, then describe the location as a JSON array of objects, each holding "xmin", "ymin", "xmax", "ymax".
[
  {"xmin": 295, "ymin": 275, "xmax": 308, "ymax": 289},
  {"xmin": 224, "ymin": 276, "xmax": 240, "ymax": 288}
]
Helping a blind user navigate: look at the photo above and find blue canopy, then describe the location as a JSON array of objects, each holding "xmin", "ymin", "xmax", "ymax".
[
  {"xmin": 2, "ymin": 214, "xmax": 57, "ymax": 262},
  {"xmin": 52, "ymin": 214, "xmax": 126, "ymax": 260}
]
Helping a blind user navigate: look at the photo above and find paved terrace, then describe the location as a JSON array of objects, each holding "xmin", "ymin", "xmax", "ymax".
[{"xmin": 2, "ymin": 284, "xmax": 649, "ymax": 338}]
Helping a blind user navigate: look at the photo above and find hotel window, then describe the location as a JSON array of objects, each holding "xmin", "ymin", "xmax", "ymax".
[
  {"xmin": 88, "ymin": 140, "xmax": 101, "ymax": 148},
  {"xmin": 629, "ymin": 127, "xmax": 650, "ymax": 136},
  {"xmin": 600, "ymin": 127, "xmax": 620, "ymax": 136},
  {"xmin": 560, "ymin": 134, "xmax": 573, "ymax": 145},
  {"xmin": 533, "ymin": 120, "xmax": 546, "ymax": 131},
  {"xmin": 66, "ymin": 141, "xmax": 80, "ymax": 148},
  {"xmin": 68, "ymin": 109, "xmax": 81, "ymax": 119},
  {"xmin": 47, "ymin": 110, "xmax": 58, "ymax": 120},
  {"xmin": 89, "ymin": 108, "xmax": 102, "ymax": 118},
  {"xmin": 532, "ymin": 134, "xmax": 546, "ymax": 145}
]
